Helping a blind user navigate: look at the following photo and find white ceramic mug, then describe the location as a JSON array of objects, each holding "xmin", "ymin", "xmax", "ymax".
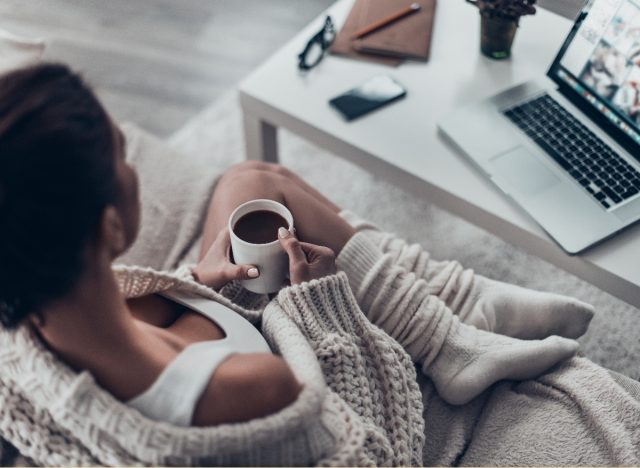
[{"xmin": 228, "ymin": 199, "xmax": 294, "ymax": 294}]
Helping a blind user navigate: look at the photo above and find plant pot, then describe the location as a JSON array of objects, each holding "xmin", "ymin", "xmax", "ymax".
[{"xmin": 480, "ymin": 14, "xmax": 518, "ymax": 59}]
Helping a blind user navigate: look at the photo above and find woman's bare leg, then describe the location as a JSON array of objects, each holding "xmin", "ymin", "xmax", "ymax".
[
  {"xmin": 199, "ymin": 167, "xmax": 354, "ymax": 260},
  {"xmin": 223, "ymin": 161, "xmax": 341, "ymax": 213}
]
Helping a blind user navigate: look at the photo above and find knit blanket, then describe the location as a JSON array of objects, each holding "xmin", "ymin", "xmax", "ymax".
[{"xmin": 420, "ymin": 357, "xmax": 640, "ymax": 465}]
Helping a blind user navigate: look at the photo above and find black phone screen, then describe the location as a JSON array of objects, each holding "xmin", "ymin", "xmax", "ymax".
[{"xmin": 329, "ymin": 75, "xmax": 407, "ymax": 121}]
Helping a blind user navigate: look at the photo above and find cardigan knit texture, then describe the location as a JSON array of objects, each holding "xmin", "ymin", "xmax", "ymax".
[{"xmin": 0, "ymin": 239, "xmax": 429, "ymax": 466}]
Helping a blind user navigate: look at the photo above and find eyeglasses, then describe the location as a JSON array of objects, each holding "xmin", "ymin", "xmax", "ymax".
[{"xmin": 298, "ymin": 16, "xmax": 336, "ymax": 71}]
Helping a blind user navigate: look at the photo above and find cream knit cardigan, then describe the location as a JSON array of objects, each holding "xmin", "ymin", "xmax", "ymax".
[{"xmin": 0, "ymin": 234, "xmax": 429, "ymax": 466}]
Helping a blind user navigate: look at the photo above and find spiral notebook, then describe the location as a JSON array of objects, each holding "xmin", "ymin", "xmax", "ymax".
[{"xmin": 330, "ymin": 0, "xmax": 437, "ymax": 65}]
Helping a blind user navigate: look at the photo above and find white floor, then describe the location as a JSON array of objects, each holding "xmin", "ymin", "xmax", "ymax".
[{"xmin": 0, "ymin": 0, "xmax": 333, "ymax": 136}]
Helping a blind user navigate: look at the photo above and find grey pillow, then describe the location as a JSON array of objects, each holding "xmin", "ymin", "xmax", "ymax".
[{"xmin": 117, "ymin": 123, "xmax": 225, "ymax": 270}]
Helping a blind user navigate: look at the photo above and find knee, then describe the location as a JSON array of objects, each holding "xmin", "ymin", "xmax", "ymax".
[
  {"xmin": 226, "ymin": 161, "xmax": 296, "ymax": 179},
  {"xmin": 227, "ymin": 160, "xmax": 274, "ymax": 174},
  {"xmin": 216, "ymin": 168, "xmax": 288, "ymax": 196}
]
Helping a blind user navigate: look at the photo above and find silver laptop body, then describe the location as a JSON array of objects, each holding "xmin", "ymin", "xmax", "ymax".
[{"xmin": 439, "ymin": 0, "xmax": 640, "ymax": 254}]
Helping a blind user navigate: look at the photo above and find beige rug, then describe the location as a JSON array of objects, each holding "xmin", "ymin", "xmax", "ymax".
[{"xmin": 170, "ymin": 91, "xmax": 640, "ymax": 381}]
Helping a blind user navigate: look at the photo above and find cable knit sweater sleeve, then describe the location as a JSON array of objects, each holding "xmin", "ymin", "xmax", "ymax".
[{"xmin": 271, "ymin": 272, "xmax": 425, "ymax": 467}]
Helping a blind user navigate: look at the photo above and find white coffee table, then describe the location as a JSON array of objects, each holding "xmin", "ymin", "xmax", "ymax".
[{"xmin": 239, "ymin": 0, "xmax": 640, "ymax": 308}]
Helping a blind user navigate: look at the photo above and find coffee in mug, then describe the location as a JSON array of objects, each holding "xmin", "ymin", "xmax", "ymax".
[
  {"xmin": 233, "ymin": 210, "xmax": 289, "ymax": 244},
  {"xmin": 228, "ymin": 199, "xmax": 294, "ymax": 294}
]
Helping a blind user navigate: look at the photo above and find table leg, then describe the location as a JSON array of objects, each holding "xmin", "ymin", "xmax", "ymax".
[{"xmin": 243, "ymin": 113, "xmax": 279, "ymax": 163}]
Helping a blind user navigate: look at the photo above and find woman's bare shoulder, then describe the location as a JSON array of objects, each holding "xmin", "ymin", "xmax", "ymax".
[{"xmin": 191, "ymin": 353, "xmax": 302, "ymax": 426}]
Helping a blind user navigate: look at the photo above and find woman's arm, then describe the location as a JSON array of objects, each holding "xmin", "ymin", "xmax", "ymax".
[{"xmin": 191, "ymin": 353, "xmax": 302, "ymax": 426}]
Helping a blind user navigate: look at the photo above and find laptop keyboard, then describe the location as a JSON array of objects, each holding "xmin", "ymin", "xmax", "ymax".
[{"xmin": 503, "ymin": 94, "xmax": 640, "ymax": 209}]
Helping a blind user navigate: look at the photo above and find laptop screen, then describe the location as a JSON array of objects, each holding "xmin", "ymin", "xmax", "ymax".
[{"xmin": 548, "ymin": 0, "xmax": 640, "ymax": 153}]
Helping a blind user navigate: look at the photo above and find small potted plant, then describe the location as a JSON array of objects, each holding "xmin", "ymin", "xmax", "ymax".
[{"xmin": 467, "ymin": 0, "xmax": 537, "ymax": 59}]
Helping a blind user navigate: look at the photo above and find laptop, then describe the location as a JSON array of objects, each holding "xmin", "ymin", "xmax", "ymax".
[{"xmin": 439, "ymin": 0, "xmax": 640, "ymax": 254}]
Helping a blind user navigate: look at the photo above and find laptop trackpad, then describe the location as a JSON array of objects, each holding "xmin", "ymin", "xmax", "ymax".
[{"xmin": 489, "ymin": 147, "xmax": 561, "ymax": 195}]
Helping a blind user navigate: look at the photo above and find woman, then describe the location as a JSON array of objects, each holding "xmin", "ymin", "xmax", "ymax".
[{"xmin": 0, "ymin": 63, "xmax": 637, "ymax": 466}]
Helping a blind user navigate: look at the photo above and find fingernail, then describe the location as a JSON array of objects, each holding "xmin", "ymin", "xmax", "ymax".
[
  {"xmin": 278, "ymin": 227, "xmax": 289, "ymax": 238},
  {"xmin": 248, "ymin": 267, "xmax": 259, "ymax": 278}
]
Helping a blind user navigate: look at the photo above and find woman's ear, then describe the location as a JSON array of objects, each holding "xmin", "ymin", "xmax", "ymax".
[{"xmin": 99, "ymin": 205, "xmax": 127, "ymax": 257}]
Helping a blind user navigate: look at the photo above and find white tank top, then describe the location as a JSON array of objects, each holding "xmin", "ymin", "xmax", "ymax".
[{"xmin": 127, "ymin": 289, "xmax": 271, "ymax": 426}]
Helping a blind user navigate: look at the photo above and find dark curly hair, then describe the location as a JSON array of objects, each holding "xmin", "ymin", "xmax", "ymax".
[{"xmin": 0, "ymin": 63, "xmax": 118, "ymax": 328}]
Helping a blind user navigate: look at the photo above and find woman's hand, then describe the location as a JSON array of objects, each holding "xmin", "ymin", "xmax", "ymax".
[
  {"xmin": 278, "ymin": 227, "xmax": 336, "ymax": 285},
  {"xmin": 192, "ymin": 229, "xmax": 259, "ymax": 289}
]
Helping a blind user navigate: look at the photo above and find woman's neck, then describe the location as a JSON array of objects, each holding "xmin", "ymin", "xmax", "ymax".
[{"xmin": 33, "ymin": 256, "xmax": 142, "ymax": 371}]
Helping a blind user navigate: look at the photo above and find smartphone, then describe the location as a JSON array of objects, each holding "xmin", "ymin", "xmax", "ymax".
[{"xmin": 329, "ymin": 74, "xmax": 407, "ymax": 121}]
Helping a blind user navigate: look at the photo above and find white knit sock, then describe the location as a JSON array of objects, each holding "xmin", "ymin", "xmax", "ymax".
[
  {"xmin": 335, "ymin": 229, "xmax": 581, "ymax": 407},
  {"xmin": 459, "ymin": 276, "xmax": 595, "ymax": 340},
  {"xmin": 426, "ymin": 318, "xmax": 579, "ymax": 405},
  {"xmin": 339, "ymin": 210, "xmax": 595, "ymax": 339}
]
